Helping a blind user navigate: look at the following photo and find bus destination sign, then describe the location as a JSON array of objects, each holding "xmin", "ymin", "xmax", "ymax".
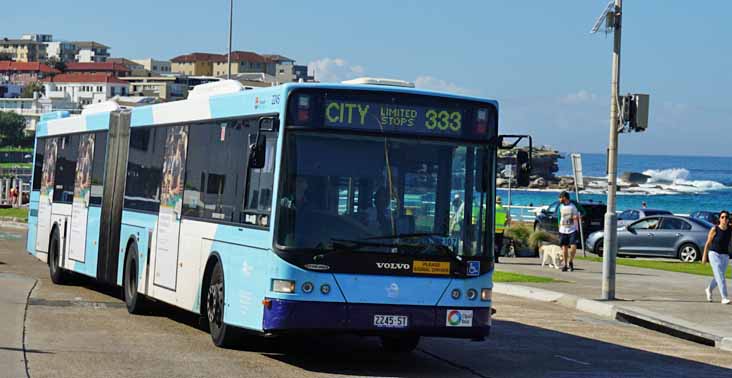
[{"xmin": 323, "ymin": 100, "xmax": 467, "ymax": 137}]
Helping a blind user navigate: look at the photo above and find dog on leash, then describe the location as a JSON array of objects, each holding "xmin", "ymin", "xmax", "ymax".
[{"xmin": 539, "ymin": 244, "xmax": 564, "ymax": 269}]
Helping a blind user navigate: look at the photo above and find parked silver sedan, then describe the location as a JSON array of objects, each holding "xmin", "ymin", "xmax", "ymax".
[{"xmin": 587, "ymin": 215, "xmax": 714, "ymax": 262}]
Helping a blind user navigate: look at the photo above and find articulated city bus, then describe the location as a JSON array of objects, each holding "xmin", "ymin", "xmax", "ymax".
[{"xmin": 27, "ymin": 79, "xmax": 513, "ymax": 352}]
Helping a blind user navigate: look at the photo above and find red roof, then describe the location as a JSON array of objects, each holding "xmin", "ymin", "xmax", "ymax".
[
  {"xmin": 42, "ymin": 73, "xmax": 128, "ymax": 84},
  {"xmin": 171, "ymin": 52, "xmax": 225, "ymax": 63},
  {"xmin": 65, "ymin": 62, "xmax": 130, "ymax": 72},
  {"xmin": 212, "ymin": 51, "xmax": 266, "ymax": 63},
  {"xmin": 0, "ymin": 61, "xmax": 59, "ymax": 74}
]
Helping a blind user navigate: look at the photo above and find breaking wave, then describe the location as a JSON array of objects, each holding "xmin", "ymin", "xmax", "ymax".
[{"xmin": 641, "ymin": 168, "xmax": 727, "ymax": 193}]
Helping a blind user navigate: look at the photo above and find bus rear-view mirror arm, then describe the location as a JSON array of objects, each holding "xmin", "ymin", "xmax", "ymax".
[{"xmin": 249, "ymin": 117, "xmax": 276, "ymax": 169}]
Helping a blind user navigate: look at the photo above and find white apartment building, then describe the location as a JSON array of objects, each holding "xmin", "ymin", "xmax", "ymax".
[
  {"xmin": 43, "ymin": 73, "xmax": 128, "ymax": 107},
  {"xmin": 72, "ymin": 41, "xmax": 110, "ymax": 63},
  {"xmin": 0, "ymin": 96, "xmax": 75, "ymax": 131}
]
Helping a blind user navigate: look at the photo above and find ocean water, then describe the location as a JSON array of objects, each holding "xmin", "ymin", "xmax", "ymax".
[{"xmin": 498, "ymin": 153, "xmax": 732, "ymax": 215}]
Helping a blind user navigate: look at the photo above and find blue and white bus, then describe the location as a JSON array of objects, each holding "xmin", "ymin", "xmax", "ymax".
[{"xmin": 26, "ymin": 78, "xmax": 515, "ymax": 352}]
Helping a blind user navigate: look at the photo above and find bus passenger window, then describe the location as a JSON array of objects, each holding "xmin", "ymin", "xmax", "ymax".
[
  {"xmin": 124, "ymin": 127, "xmax": 165, "ymax": 212},
  {"xmin": 183, "ymin": 120, "xmax": 251, "ymax": 223},
  {"xmin": 53, "ymin": 134, "xmax": 80, "ymax": 204}
]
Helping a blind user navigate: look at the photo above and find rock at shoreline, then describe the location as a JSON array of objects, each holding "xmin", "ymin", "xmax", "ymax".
[
  {"xmin": 529, "ymin": 177, "xmax": 546, "ymax": 188},
  {"xmin": 621, "ymin": 172, "xmax": 650, "ymax": 184}
]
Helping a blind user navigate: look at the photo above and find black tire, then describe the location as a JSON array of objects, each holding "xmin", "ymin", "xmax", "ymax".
[
  {"xmin": 594, "ymin": 238, "xmax": 604, "ymax": 257},
  {"xmin": 380, "ymin": 335, "xmax": 420, "ymax": 353},
  {"xmin": 206, "ymin": 261, "xmax": 239, "ymax": 348},
  {"xmin": 123, "ymin": 243, "xmax": 146, "ymax": 314},
  {"xmin": 678, "ymin": 243, "xmax": 700, "ymax": 263},
  {"xmin": 48, "ymin": 229, "xmax": 68, "ymax": 284}
]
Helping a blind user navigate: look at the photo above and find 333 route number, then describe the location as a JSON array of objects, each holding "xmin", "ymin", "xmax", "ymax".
[{"xmin": 425, "ymin": 110, "xmax": 461, "ymax": 132}]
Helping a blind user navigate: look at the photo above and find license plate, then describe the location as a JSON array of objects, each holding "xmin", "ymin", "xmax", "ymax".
[{"xmin": 373, "ymin": 315, "xmax": 408, "ymax": 328}]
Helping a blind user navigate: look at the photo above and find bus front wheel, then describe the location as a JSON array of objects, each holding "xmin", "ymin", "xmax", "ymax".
[
  {"xmin": 206, "ymin": 260, "xmax": 239, "ymax": 348},
  {"xmin": 380, "ymin": 335, "xmax": 420, "ymax": 354}
]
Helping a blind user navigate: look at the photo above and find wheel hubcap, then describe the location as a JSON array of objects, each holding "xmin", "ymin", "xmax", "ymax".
[
  {"xmin": 207, "ymin": 282, "xmax": 224, "ymax": 326},
  {"xmin": 681, "ymin": 247, "xmax": 696, "ymax": 262}
]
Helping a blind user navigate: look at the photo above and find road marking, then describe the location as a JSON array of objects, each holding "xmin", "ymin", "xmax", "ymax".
[{"xmin": 555, "ymin": 354, "xmax": 591, "ymax": 366}]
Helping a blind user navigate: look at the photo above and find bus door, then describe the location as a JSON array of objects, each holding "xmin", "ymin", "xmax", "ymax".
[
  {"xmin": 68, "ymin": 134, "xmax": 95, "ymax": 263},
  {"xmin": 153, "ymin": 126, "xmax": 188, "ymax": 290},
  {"xmin": 36, "ymin": 138, "xmax": 58, "ymax": 255}
]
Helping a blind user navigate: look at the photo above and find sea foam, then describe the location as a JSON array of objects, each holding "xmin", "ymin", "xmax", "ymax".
[{"xmin": 641, "ymin": 168, "xmax": 727, "ymax": 193}]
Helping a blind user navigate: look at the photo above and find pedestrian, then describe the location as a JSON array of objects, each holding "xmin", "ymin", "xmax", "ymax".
[
  {"xmin": 702, "ymin": 210, "xmax": 731, "ymax": 304},
  {"xmin": 641, "ymin": 201, "xmax": 647, "ymax": 209},
  {"xmin": 9, "ymin": 186, "xmax": 18, "ymax": 208},
  {"xmin": 494, "ymin": 196, "xmax": 510, "ymax": 263},
  {"xmin": 558, "ymin": 191, "xmax": 580, "ymax": 272}
]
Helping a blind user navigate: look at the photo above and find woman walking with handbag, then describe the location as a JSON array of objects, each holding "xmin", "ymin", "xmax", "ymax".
[{"xmin": 702, "ymin": 211, "xmax": 732, "ymax": 304}]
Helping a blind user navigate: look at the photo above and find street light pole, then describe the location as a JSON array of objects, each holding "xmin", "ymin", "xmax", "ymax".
[
  {"xmin": 227, "ymin": 0, "xmax": 233, "ymax": 80},
  {"xmin": 602, "ymin": 0, "xmax": 622, "ymax": 300}
]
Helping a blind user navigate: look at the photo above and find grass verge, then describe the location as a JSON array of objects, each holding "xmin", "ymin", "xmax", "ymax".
[
  {"xmin": 576, "ymin": 256, "xmax": 730, "ymax": 278},
  {"xmin": 494, "ymin": 270, "xmax": 558, "ymax": 283},
  {"xmin": 0, "ymin": 162, "xmax": 32, "ymax": 169},
  {"xmin": 0, "ymin": 207, "xmax": 28, "ymax": 221}
]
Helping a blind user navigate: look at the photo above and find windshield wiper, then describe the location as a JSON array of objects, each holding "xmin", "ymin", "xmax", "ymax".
[
  {"xmin": 312, "ymin": 238, "xmax": 416, "ymax": 260},
  {"xmin": 426, "ymin": 243, "xmax": 463, "ymax": 264},
  {"xmin": 365, "ymin": 232, "xmax": 445, "ymax": 240},
  {"xmin": 364, "ymin": 234, "xmax": 464, "ymax": 264}
]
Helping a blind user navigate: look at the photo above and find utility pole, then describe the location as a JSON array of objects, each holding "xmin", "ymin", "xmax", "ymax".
[
  {"xmin": 227, "ymin": 0, "xmax": 233, "ymax": 80},
  {"xmin": 601, "ymin": 0, "xmax": 622, "ymax": 300}
]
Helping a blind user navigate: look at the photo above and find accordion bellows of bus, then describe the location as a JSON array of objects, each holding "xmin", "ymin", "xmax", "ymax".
[{"xmin": 27, "ymin": 78, "xmax": 506, "ymax": 352}]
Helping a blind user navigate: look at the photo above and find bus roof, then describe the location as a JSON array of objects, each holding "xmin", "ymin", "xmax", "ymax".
[{"xmin": 37, "ymin": 81, "xmax": 498, "ymax": 137}]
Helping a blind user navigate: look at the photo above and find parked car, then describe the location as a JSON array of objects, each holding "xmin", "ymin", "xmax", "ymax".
[
  {"xmin": 690, "ymin": 210, "xmax": 720, "ymax": 226},
  {"xmin": 617, "ymin": 208, "xmax": 673, "ymax": 227},
  {"xmin": 534, "ymin": 200, "xmax": 607, "ymax": 238},
  {"xmin": 586, "ymin": 215, "xmax": 714, "ymax": 262}
]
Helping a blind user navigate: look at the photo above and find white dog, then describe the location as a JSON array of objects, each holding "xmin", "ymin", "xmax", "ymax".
[{"xmin": 540, "ymin": 244, "xmax": 564, "ymax": 269}]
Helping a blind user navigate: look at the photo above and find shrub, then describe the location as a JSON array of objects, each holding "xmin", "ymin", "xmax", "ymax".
[
  {"xmin": 529, "ymin": 229, "xmax": 558, "ymax": 250},
  {"xmin": 504, "ymin": 223, "xmax": 532, "ymax": 247}
]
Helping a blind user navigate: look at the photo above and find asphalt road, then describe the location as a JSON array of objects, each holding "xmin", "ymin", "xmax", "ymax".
[{"xmin": 1, "ymin": 226, "xmax": 731, "ymax": 378}]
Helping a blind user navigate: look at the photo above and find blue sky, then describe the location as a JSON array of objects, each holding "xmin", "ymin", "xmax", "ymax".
[{"xmin": 6, "ymin": 1, "xmax": 731, "ymax": 155}]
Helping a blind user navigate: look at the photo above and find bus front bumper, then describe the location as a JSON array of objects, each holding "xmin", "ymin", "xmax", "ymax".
[{"xmin": 261, "ymin": 298, "xmax": 491, "ymax": 339}]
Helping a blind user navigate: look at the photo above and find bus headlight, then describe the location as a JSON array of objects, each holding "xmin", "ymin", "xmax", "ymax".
[
  {"xmin": 272, "ymin": 279, "xmax": 295, "ymax": 293},
  {"xmin": 451, "ymin": 289, "xmax": 461, "ymax": 299},
  {"xmin": 466, "ymin": 289, "xmax": 478, "ymax": 300},
  {"xmin": 320, "ymin": 283, "xmax": 331, "ymax": 295},
  {"xmin": 481, "ymin": 288, "xmax": 492, "ymax": 301},
  {"xmin": 301, "ymin": 282, "xmax": 314, "ymax": 293}
]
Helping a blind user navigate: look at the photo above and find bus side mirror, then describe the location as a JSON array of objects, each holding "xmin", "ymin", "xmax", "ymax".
[
  {"xmin": 516, "ymin": 150, "xmax": 531, "ymax": 187},
  {"xmin": 497, "ymin": 134, "xmax": 533, "ymax": 187},
  {"xmin": 248, "ymin": 134, "xmax": 266, "ymax": 169}
]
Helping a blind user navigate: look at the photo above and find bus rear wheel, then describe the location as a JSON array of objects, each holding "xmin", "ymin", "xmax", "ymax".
[
  {"xmin": 380, "ymin": 335, "xmax": 420, "ymax": 354},
  {"xmin": 124, "ymin": 244, "xmax": 146, "ymax": 314},
  {"xmin": 48, "ymin": 230, "xmax": 68, "ymax": 284},
  {"xmin": 206, "ymin": 261, "xmax": 239, "ymax": 348}
]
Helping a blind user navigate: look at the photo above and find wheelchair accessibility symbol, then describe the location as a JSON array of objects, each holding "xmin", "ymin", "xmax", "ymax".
[{"xmin": 467, "ymin": 261, "xmax": 480, "ymax": 276}]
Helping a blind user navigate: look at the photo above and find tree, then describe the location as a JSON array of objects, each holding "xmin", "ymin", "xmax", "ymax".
[
  {"xmin": 47, "ymin": 56, "xmax": 66, "ymax": 72},
  {"xmin": 0, "ymin": 112, "xmax": 28, "ymax": 147},
  {"xmin": 20, "ymin": 82, "xmax": 45, "ymax": 99}
]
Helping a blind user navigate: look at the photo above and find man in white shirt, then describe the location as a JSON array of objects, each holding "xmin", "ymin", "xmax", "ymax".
[{"xmin": 558, "ymin": 191, "xmax": 580, "ymax": 272}]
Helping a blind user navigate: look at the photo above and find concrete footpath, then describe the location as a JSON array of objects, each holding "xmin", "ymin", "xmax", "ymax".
[
  {"xmin": 495, "ymin": 256, "xmax": 732, "ymax": 351},
  {"xmin": 0, "ymin": 272, "xmax": 37, "ymax": 378}
]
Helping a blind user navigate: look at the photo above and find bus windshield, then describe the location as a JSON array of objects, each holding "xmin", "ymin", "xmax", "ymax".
[{"xmin": 276, "ymin": 131, "xmax": 491, "ymax": 257}]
